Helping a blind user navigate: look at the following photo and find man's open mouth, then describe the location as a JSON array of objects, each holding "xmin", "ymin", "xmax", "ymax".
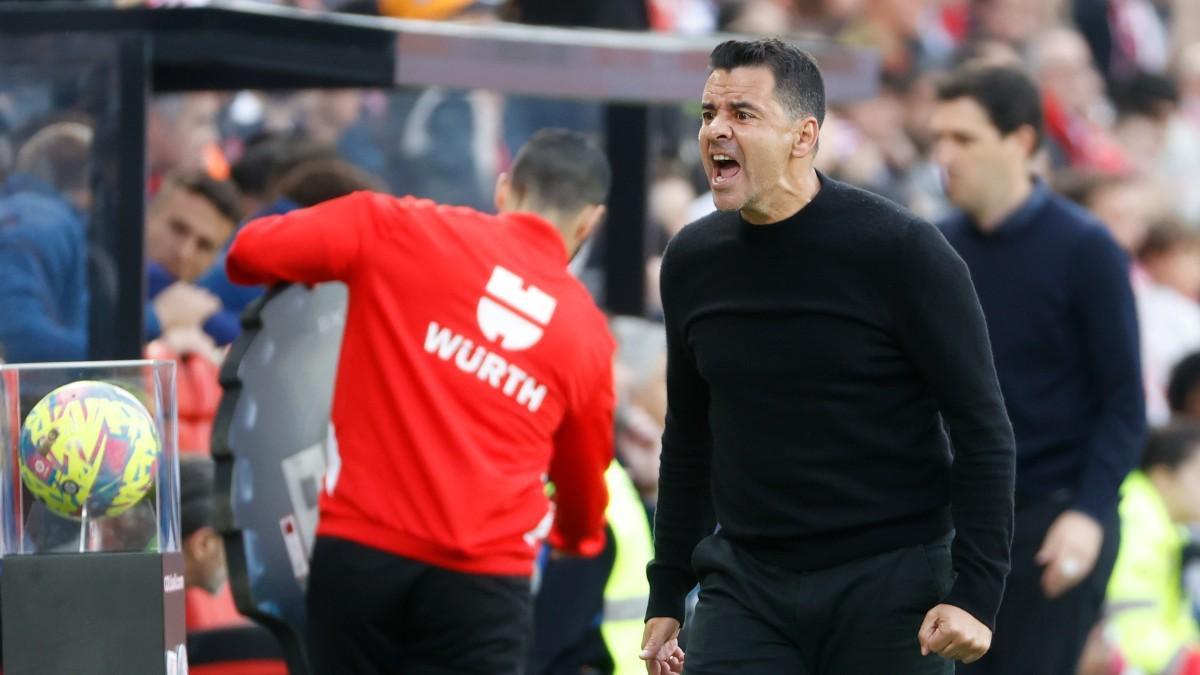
[{"xmin": 712, "ymin": 154, "xmax": 742, "ymax": 184}]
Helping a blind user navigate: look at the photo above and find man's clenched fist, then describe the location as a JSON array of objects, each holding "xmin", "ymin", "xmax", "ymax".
[{"xmin": 918, "ymin": 604, "xmax": 992, "ymax": 664}]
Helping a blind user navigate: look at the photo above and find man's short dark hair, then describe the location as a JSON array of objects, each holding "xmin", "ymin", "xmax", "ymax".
[
  {"xmin": 1139, "ymin": 220, "xmax": 1200, "ymax": 262},
  {"xmin": 180, "ymin": 455, "xmax": 216, "ymax": 539},
  {"xmin": 937, "ymin": 64, "xmax": 1043, "ymax": 149},
  {"xmin": 709, "ymin": 38, "xmax": 826, "ymax": 124},
  {"xmin": 509, "ymin": 128, "xmax": 610, "ymax": 214},
  {"xmin": 1142, "ymin": 422, "xmax": 1200, "ymax": 472},
  {"xmin": 1112, "ymin": 72, "xmax": 1179, "ymax": 120},
  {"xmin": 163, "ymin": 170, "xmax": 243, "ymax": 225},
  {"xmin": 275, "ymin": 158, "xmax": 384, "ymax": 208},
  {"xmin": 230, "ymin": 134, "xmax": 337, "ymax": 199},
  {"xmin": 1168, "ymin": 351, "xmax": 1200, "ymax": 415}
]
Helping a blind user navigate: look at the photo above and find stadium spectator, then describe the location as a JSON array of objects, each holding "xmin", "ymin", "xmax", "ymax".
[
  {"xmin": 179, "ymin": 455, "xmax": 288, "ymax": 675},
  {"xmin": 179, "ymin": 454, "xmax": 239, "ymax": 630},
  {"xmin": 1111, "ymin": 73, "xmax": 1200, "ymax": 223},
  {"xmin": 226, "ymin": 133, "xmax": 336, "ymax": 221},
  {"xmin": 610, "ymin": 315, "xmax": 667, "ymax": 515},
  {"xmin": 1030, "ymin": 27, "xmax": 1128, "ymax": 172},
  {"xmin": 399, "ymin": 0, "xmax": 506, "ymax": 218},
  {"xmin": 1169, "ymin": 353, "xmax": 1200, "ymax": 420},
  {"xmin": 192, "ymin": 133, "xmax": 338, "ymax": 344},
  {"xmin": 1181, "ymin": 43, "xmax": 1200, "ymax": 131},
  {"xmin": 1140, "ymin": 221, "xmax": 1200, "ymax": 300},
  {"xmin": 152, "ymin": 158, "xmax": 382, "ymax": 454},
  {"xmin": 972, "ymin": 0, "xmax": 1050, "ymax": 47},
  {"xmin": 1106, "ymin": 424, "xmax": 1200, "ymax": 674},
  {"xmin": 143, "ymin": 170, "xmax": 241, "ymax": 360},
  {"xmin": 148, "ymin": 93, "xmax": 224, "ymax": 191},
  {"xmin": 1059, "ymin": 171, "xmax": 1162, "ymax": 256},
  {"xmin": 0, "ymin": 119, "xmax": 92, "ymax": 362},
  {"xmin": 1136, "ymin": 222, "xmax": 1200, "ymax": 425}
]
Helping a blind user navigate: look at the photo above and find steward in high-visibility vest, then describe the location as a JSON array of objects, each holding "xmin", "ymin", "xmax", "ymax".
[
  {"xmin": 601, "ymin": 461, "xmax": 654, "ymax": 675},
  {"xmin": 1107, "ymin": 426, "xmax": 1200, "ymax": 674}
]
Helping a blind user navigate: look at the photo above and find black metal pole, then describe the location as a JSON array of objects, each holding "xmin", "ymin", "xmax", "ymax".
[
  {"xmin": 90, "ymin": 35, "xmax": 148, "ymax": 360},
  {"xmin": 603, "ymin": 103, "xmax": 650, "ymax": 317}
]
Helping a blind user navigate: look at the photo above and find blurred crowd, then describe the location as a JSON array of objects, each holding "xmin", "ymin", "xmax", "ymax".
[{"xmin": 5, "ymin": 0, "xmax": 1200, "ymax": 673}]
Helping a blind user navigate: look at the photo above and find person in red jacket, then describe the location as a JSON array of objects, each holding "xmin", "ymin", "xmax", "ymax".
[{"xmin": 226, "ymin": 128, "xmax": 615, "ymax": 675}]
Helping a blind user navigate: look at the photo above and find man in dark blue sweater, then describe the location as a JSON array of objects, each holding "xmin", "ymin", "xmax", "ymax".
[{"xmin": 933, "ymin": 64, "xmax": 1146, "ymax": 675}]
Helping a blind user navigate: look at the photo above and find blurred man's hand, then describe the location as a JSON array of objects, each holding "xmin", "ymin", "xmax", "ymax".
[
  {"xmin": 154, "ymin": 282, "xmax": 221, "ymax": 330},
  {"xmin": 162, "ymin": 326, "xmax": 222, "ymax": 364},
  {"xmin": 1037, "ymin": 510, "xmax": 1102, "ymax": 598}
]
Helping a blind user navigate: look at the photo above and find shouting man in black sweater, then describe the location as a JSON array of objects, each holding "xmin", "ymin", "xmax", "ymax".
[{"xmin": 639, "ymin": 39, "xmax": 1017, "ymax": 675}]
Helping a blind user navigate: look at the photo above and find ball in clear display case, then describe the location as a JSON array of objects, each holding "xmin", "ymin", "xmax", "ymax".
[{"xmin": 0, "ymin": 360, "xmax": 186, "ymax": 675}]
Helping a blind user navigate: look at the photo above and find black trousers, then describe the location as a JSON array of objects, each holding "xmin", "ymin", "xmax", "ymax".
[
  {"xmin": 528, "ymin": 527, "xmax": 616, "ymax": 675},
  {"xmin": 306, "ymin": 535, "xmax": 533, "ymax": 675},
  {"xmin": 682, "ymin": 532, "xmax": 956, "ymax": 675},
  {"xmin": 957, "ymin": 494, "xmax": 1120, "ymax": 675}
]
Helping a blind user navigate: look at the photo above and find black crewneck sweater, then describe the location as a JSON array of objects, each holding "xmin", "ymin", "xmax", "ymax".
[{"xmin": 647, "ymin": 173, "xmax": 1016, "ymax": 630}]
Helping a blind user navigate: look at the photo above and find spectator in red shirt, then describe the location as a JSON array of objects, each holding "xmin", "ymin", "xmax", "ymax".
[
  {"xmin": 179, "ymin": 454, "xmax": 240, "ymax": 631},
  {"xmin": 226, "ymin": 128, "xmax": 615, "ymax": 675}
]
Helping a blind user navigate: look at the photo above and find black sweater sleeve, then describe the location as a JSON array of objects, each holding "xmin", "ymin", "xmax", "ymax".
[
  {"xmin": 645, "ymin": 237, "xmax": 717, "ymax": 624},
  {"xmin": 893, "ymin": 222, "xmax": 1016, "ymax": 630}
]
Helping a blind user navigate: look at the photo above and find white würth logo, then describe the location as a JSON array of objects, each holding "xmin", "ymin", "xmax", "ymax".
[{"xmin": 476, "ymin": 266, "xmax": 557, "ymax": 351}]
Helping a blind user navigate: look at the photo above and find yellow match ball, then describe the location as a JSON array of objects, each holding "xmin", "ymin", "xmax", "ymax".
[{"xmin": 19, "ymin": 381, "xmax": 161, "ymax": 520}]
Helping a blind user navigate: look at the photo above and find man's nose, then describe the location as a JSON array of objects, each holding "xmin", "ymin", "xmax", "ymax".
[
  {"xmin": 704, "ymin": 115, "xmax": 732, "ymax": 142},
  {"xmin": 931, "ymin": 139, "xmax": 953, "ymax": 168},
  {"xmin": 178, "ymin": 237, "xmax": 199, "ymax": 265}
]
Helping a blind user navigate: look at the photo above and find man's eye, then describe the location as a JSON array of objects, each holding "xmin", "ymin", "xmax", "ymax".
[{"xmin": 737, "ymin": 111, "xmax": 752, "ymax": 121}]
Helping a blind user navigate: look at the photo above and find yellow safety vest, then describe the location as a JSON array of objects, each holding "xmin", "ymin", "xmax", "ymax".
[
  {"xmin": 601, "ymin": 462, "xmax": 654, "ymax": 675},
  {"xmin": 1107, "ymin": 471, "xmax": 1200, "ymax": 673}
]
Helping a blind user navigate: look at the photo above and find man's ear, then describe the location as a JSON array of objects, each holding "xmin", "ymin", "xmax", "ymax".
[
  {"xmin": 183, "ymin": 529, "xmax": 202, "ymax": 558},
  {"xmin": 792, "ymin": 117, "xmax": 820, "ymax": 158},
  {"xmin": 494, "ymin": 173, "xmax": 512, "ymax": 213},
  {"xmin": 1010, "ymin": 124, "xmax": 1038, "ymax": 158},
  {"xmin": 190, "ymin": 526, "xmax": 218, "ymax": 558},
  {"xmin": 574, "ymin": 204, "xmax": 607, "ymax": 244}
]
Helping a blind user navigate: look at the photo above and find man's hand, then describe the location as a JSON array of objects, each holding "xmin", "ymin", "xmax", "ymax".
[
  {"xmin": 1036, "ymin": 510, "xmax": 1103, "ymax": 598},
  {"xmin": 640, "ymin": 617, "xmax": 685, "ymax": 674},
  {"xmin": 154, "ymin": 282, "xmax": 221, "ymax": 331},
  {"xmin": 918, "ymin": 604, "xmax": 992, "ymax": 664}
]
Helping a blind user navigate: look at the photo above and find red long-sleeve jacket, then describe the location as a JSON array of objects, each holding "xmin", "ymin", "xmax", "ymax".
[{"xmin": 227, "ymin": 192, "xmax": 614, "ymax": 576}]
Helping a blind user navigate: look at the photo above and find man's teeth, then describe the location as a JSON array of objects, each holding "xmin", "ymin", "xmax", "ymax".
[{"xmin": 713, "ymin": 154, "xmax": 732, "ymax": 161}]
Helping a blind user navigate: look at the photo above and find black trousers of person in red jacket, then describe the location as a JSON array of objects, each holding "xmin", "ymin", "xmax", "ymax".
[{"xmin": 307, "ymin": 536, "xmax": 533, "ymax": 675}]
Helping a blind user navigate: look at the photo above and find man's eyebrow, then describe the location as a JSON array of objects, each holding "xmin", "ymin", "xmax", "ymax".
[
  {"xmin": 730, "ymin": 101, "xmax": 763, "ymax": 113},
  {"xmin": 700, "ymin": 100, "xmax": 764, "ymax": 113}
]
